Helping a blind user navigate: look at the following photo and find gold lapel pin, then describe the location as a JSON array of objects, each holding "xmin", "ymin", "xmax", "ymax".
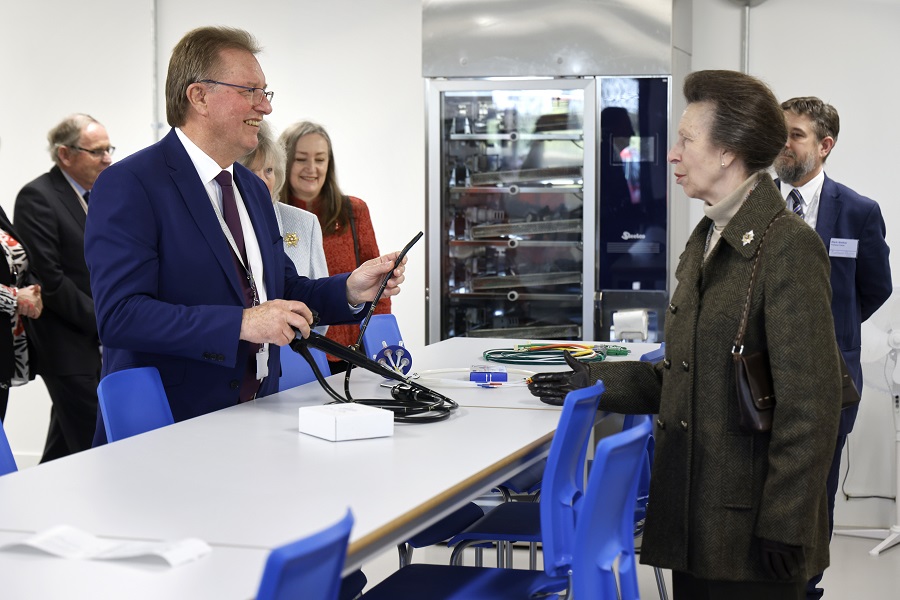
[{"xmin": 284, "ymin": 233, "xmax": 299, "ymax": 247}]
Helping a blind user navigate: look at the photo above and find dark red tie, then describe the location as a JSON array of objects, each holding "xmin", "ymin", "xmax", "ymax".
[
  {"xmin": 215, "ymin": 170, "xmax": 260, "ymax": 402},
  {"xmin": 215, "ymin": 171, "xmax": 246, "ymax": 263}
]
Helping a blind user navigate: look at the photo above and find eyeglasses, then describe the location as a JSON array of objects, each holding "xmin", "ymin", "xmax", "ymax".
[
  {"xmin": 71, "ymin": 145, "xmax": 116, "ymax": 158},
  {"xmin": 197, "ymin": 79, "xmax": 274, "ymax": 105}
]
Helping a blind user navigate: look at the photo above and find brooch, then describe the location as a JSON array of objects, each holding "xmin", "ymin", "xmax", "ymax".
[
  {"xmin": 741, "ymin": 230, "xmax": 755, "ymax": 246},
  {"xmin": 284, "ymin": 233, "xmax": 299, "ymax": 247}
]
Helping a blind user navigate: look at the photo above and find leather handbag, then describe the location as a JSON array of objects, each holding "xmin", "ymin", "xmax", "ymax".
[{"xmin": 732, "ymin": 213, "xmax": 860, "ymax": 433}]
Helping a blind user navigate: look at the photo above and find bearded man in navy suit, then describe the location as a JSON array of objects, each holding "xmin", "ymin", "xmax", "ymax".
[
  {"xmin": 85, "ymin": 26, "xmax": 406, "ymax": 445},
  {"xmin": 774, "ymin": 96, "xmax": 892, "ymax": 600}
]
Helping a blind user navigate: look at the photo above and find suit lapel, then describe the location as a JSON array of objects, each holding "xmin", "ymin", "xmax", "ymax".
[
  {"xmin": 815, "ymin": 174, "xmax": 840, "ymax": 244},
  {"xmin": 49, "ymin": 166, "xmax": 87, "ymax": 230},
  {"xmin": 234, "ymin": 167, "xmax": 278, "ymax": 299},
  {"xmin": 161, "ymin": 132, "xmax": 245, "ymax": 303}
]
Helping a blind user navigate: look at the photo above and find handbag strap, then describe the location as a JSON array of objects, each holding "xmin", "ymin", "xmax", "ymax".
[
  {"xmin": 733, "ymin": 211, "xmax": 789, "ymax": 353},
  {"xmin": 346, "ymin": 197, "xmax": 361, "ymax": 268}
]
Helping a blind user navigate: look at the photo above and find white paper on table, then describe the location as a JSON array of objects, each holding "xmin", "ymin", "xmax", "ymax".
[{"xmin": 1, "ymin": 525, "xmax": 211, "ymax": 567}]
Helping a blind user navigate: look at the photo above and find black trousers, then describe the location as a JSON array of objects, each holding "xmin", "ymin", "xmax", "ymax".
[
  {"xmin": 805, "ymin": 432, "xmax": 847, "ymax": 600},
  {"xmin": 40, "ymin": 373, "xmax": 99, "ymax": 463},
  {"xmin": 673, "ymin": 571, "xmax": 805, "ymax": 600},
  {"xmin": 0, "ymin": 384, "xmax": 8, "ymax": 422}
]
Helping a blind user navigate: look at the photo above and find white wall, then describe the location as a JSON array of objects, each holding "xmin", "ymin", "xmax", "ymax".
[
  {"xmin": 1, "ymin": 0, "xmax": 896, "ymax": 528},
  {"xmin": 690, "ymin": 0, "xmax": 900, "ymax": 528}
]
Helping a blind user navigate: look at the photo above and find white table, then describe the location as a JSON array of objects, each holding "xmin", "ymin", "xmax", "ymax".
[{"xmin": 0, "ymin": 337, "xmax": 658, "ymax": 598}]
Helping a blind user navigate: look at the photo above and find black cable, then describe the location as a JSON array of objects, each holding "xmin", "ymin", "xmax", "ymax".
[{"xmin": 290, "ymin": 332, "xmax": 457, "ymax": 423}]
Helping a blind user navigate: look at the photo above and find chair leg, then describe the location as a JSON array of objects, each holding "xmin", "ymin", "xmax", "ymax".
[
  {"xmin": 529, "ymin": 541, "xmax": 537, "ymax": 570},
  {"xmin": 397, "ymin": 543, "xmax": 413, "ymax": 568},
  {"xmin": 475, "ymin": 546, "xmax": 483, "ymax": 567},
  {"xmin": 654, "ymin": 567, "xmax": 669, "ymax": 600}
]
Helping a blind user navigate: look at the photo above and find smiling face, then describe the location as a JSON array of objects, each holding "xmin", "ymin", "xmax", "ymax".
[
  {"xmin": 288, "ymin": 133, "xmax": 329, "ymax": 202},
  {"xmin": 667, "ymin": 101, "xmax": 728, "ymax": 204},
  {"xmin": 773, "ymin": 111, "xmax": 831, "ymax": 186},
  {"xmin": 186, "ymin": 48, "xmax": 272, "ymax": 167}
]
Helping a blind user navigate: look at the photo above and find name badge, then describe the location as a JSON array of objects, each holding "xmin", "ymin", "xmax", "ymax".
[
  {"xmin": 829, "ymin": 238, "xmax": 858, "ymax": 258},
  {"xmin": 256, "ymin": 344, "xmax": 269, "ymax": 380}
]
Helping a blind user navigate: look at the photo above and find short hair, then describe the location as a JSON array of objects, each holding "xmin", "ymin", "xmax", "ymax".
[
  {"xmin": 278, "ymin": 120, "xmax": 348, "ymax": 234},
  {"xmin": 781, "ymin": 96, "xmax": 840, "ymax": 158},
  {"xmin": 238, "ymin": 121, "xmax": 285, "ymax": 198},
  {"xmin": 165, "ymin": 26, "xmax": 261, "ymax": 127},
  {"xmin": 683, "ymin": 70, "xmax": 786, "ymax": 172},
  {"xmin": 47, "ymin": 113, "xmax": 100, "ymax": 165}
]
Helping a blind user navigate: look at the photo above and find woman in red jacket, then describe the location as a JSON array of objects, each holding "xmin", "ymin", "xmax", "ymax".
[{"xmin": 279, "ymin": 121, "xmax": 390, "ymax": 374}]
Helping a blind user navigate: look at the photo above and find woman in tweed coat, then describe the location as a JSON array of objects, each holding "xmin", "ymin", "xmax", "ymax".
[{"xmin": 530, "ymin": 71, "xmax": 843, "ymax": 600}]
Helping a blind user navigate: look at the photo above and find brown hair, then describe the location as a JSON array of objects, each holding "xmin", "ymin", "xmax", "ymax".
[
  {"xmin": 683, "ymin": 70, "xmax": 786, "ymax": 172},
  {"xmin": 165, "ymin": 26, "xmax": 261, "ymax": 127},
  {"xmin": 278, "ymin": 121, "xmax": 348, "ymax": 234},
  {"xmin": 781, "ymin": 96, "xmax": 840, "ymax": 162}
]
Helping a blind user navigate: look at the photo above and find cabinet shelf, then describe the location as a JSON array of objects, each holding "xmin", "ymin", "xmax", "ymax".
[
  {"xmin": 449, "ymin": 132, "xmax": 582, "ymax": 142},
  {"xmin": 449, "ymin": 184, "xmax": 582, "ymax": 195}
]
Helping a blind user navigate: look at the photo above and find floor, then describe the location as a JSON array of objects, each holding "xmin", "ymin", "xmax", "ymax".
[{"xmin": 357, "ymin": 528, "xmax": 900, "ymax": 597}]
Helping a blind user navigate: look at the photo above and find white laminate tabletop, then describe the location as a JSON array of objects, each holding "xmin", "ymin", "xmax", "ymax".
[
  {"xmin": 0, "ymin": 531, "xmax": 268, "ymax": 600},
  {"xmin": 338, "ymin": 337, "xmax": 661, "ymax": 411}
]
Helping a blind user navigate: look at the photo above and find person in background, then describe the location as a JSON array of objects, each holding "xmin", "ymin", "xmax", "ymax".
[
  {"xmin": 84, "ymin": 26, "xmax": 405, "ymax": 447},
  {"xmin": 529, "ymin": 70, "xmax": 843, "ymax": 600},
  {"xmin": 0, "ymin": 137, "xmax": 43, "ymax": 422},
  {"xmin": 13, "ymin": 114, "xmax": 110, "ymax": 461},
  {"xmin": 773, "ymin": 96, "xmax": 892, "ymax": 600},
  {"xmin": 238, "ymin": 121, "xmax": 328, "ymax": 280},
  {"xmin": 279, "ymin": 121, "xmax": 390, "ymax": 373}
]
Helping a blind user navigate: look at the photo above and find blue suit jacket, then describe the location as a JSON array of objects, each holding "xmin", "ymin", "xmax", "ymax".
[
  {"xmin": 85, "ymin": 129, "xmax": 361, "ymax": 430},
  {"xmin": 814, "ymin": 174, "xmax": 892, "ymax": 434}
]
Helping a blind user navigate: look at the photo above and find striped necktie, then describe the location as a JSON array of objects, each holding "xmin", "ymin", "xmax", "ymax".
[{"xmin": 789, "ymin": 188, "xmax": 804, "ymax": 218}]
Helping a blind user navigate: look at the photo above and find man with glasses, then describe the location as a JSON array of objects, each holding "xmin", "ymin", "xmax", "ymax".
[
  {"xmin": 84, "ymin": 26, "xmax": 405, "ymax": 448},
  {"xmin": 13, "ymin": 113, "xmax": 114, "ymax": 461}
]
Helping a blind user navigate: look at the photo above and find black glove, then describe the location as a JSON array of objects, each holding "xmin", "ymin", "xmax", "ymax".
[
  {"xmin": 758, "ymin": 538, "xmax": 804, "ymax": 580},
  {"xmin": 526, "ymin": 351, "xmax": 592, "ymax": 406}
]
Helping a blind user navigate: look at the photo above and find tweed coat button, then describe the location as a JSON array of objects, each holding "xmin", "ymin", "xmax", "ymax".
[
  {"xmin": 663, "ymin": 359, "xmax": 671, "ymax": 369},
  {"xmin": 229, "ymin": 379, "xmax": 240, "ymax": 390},
  {"xmin": 682, "ymin": 361, "xmax": 689, "ymax": 371},
  {"xmin": 656, "ymin": 418, "xmax": 666, "ymax": 429},
  {"xmin": 668, "ymin": 303, "xmax": 677, "ymax": 314},
  {"xmin": 680, "ymin": 420, "xmax": 688, "ymax": 431}
]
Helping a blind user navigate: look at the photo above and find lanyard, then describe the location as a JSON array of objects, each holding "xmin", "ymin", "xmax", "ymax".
[{"xmin": 207, "ymin": 190, "xmax": 261, "ymax": 307}]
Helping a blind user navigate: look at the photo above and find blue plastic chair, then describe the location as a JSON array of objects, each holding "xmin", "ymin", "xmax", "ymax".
[
  {"xmin": 445, "ymin": 403, "xmax": 642, "ymax": 572},
  {"xmin": 257, "ymin": 509, "xmax": 354, "ymax": 600},
  {"xmin": 573, "ymin": 416, "xmax": 653, "ymax": 600},
  {"xmin": 279, "ymin": 345, "xmax": 331, "ymax": 391},
  {"xmin": 359, "ymin": 381, "xmax": 607, "ymax": 599},
  {"xmin": 97, "ymin": 367, "xmax": 175, "ymax": 442},
  {"xmin": 0, "ymin": 420, "xmax": 18, "ymax": 476}
]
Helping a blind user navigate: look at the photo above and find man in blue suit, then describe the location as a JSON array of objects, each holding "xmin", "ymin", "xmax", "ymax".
[
  {"xmin": 774, "ymin": 96, "xmax": 892, "ymax": 599},
  {"xmin": 84, "ymin": 26, "xmax": 406, "ymax": 445}
]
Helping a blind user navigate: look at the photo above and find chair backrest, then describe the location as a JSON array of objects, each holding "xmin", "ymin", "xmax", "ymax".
[
  {"xmin": 279, "ymin": 346, "xmax": 331, "ymax": 391},
  {"xmin": 97, "ymin": 367, "xmax": 175, "ymax": 442},
  {"xmin": 361, "ymin": 314, "xmax": 402, "ymax": 360},
  {"xmin": 538, "ymin": 380, "xmax": 606, "ymax": 579},
  {"xmin": 572, "ymin": 416, "xmax": 653, "ymax": 600},
  {"xmin": 0, "ymin": 420, "xmax": 18, "ymax": 476},
  {"xmin": 256, "ymin": 509, "xmax": 354, "ymax": 600}
]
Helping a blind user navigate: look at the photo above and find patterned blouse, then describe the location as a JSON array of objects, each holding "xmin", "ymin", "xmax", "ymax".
[
  {"xmin": 0, "ymin": 230, "xmax": 31, "ymax": 386},
  {"xmin": 289, "ymin": 195, "xmax": 391, "ymax": 358}
]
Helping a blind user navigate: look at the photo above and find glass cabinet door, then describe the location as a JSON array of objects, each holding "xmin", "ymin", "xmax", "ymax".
[{"xmin": 427, "ymin": 81, "xmax": 596, "ymax": 341}]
